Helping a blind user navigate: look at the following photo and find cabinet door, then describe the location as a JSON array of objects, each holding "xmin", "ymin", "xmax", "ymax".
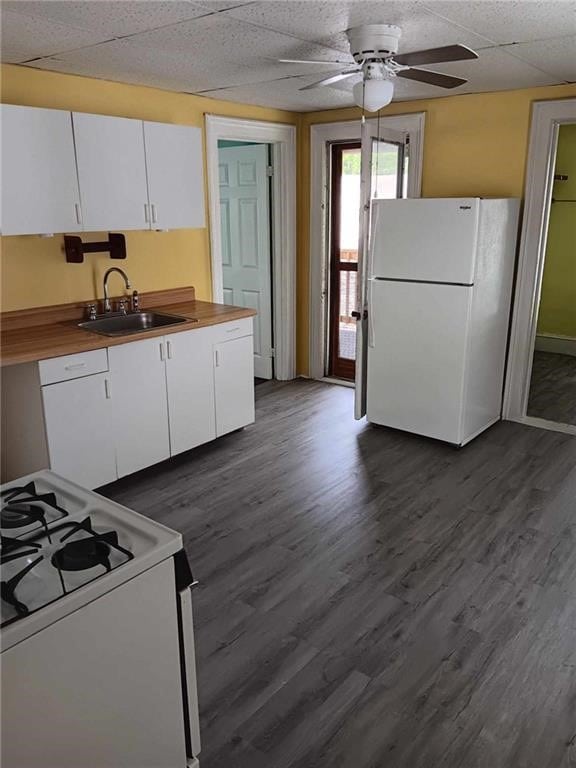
[
  {"xmin": 108, "ymin": 338, "xmax": 170, "ymax": 477},
  {"xmin": 143, "ymin": 121, "xmax": 205, "ymax": 230},
  {"xmin": 72, "ymin": 112, "xmax": 148, "ymax": 231},
  {"xmin": 42, "ymin": 373, "xmax": 116, "ymax": 489},
  {"xmin": 214, "ymin": 335, "xmax": 255, "ymax": 437},
  {"xmin": 1, "ymin": 105, "xmax": 81, "ymax": 235},
  {"xmin": 165, "ymin": 329, "xmax": 216, "ymax": 456}
]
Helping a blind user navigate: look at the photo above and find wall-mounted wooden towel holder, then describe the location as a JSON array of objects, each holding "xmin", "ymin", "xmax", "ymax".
[{"xmin": 64, "ymin": 233, "xmax": 126, "ymax": 264}]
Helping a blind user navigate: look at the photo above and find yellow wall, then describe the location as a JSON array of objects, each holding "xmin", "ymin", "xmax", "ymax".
[
  {"xmin": 537, "ymin": 124, "xmax": 576, "ymax": 338},
  {"xmin": 0, "ymin": 64, "xmax": 297, "ymax": 311},
  {"xmin": 2, "ymin": 63, "xmax": 576, "ymax": 375},
  {"xmin": 297, "ymin": 84, "xmax": 576, "ymax": 373}
]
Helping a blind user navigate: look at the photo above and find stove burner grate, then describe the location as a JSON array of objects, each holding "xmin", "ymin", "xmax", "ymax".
[
  {"xmin": 0, "ymin": 482, "xmax": 68, "ymax": 533},
  {"xmin": 1, "ymin": 517, "xmax": 133, "ymax": 627}
]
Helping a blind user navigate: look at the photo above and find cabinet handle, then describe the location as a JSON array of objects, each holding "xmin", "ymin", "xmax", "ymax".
[
  {"xmin": 151, "ymin": 204, "xmax": 158, "ymax": 224},
  {"xmin": 160, "ymin": 342, "xmax": 165, "ymax": 361},
  {"xmin": 226, "ymin": 326, "xmax": 241, "ymax": 333},
  {"xmin": 64, "ymin": 362, "xmax": 86, "ymax": 371},
  {"xmin": 74, "ymin": 203, "xmax": 82, "ymax": 225},
  {"xmin": 104, "ymin": 379, "xmax": 111, "ymax": 399},
  {"xmin": 167, "ymin": 340, "xmax": 173, "ymax": 359},
  {"xmin": 214, "ymin": 349, "xmax": 220, "ymax": 367},
  {"xmin": 144, "ymin": 203, "xmax": 150, "ymax": 223}
]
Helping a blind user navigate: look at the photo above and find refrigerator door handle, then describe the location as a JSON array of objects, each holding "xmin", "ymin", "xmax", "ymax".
[{"xmin": 367, "ymin": 279, "xmax": 376, "ymax": 348}]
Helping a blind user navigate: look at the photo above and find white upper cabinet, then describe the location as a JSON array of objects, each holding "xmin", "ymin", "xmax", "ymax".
[
  {"xmin": 143, "ymin": 121, "xmax": 205, "ymax": 230},
  {"xmin": 72, "ymin": 112, "xmax": 149, "ymax": 231},
  {"xmin": 1, "ymin": 105, "xmax": 82, "ymax": 236}
]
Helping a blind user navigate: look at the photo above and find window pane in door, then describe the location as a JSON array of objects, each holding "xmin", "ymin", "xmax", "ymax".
[
  {"xmin": 339, "ymin": 147, "xmax": 361, "ymax": 263},
  {"xmin": 338, "ymin": 269, "xmax": 357, "ymax": 360},
  {"xmin": 371, "ymin": 140, "xmax": 401, "ymax": 199}
]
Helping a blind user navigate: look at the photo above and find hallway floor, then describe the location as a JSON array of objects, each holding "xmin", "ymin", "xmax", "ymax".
[{"xmin": 528, "ymin": 350, "xmax": 576, "ymax": 426}]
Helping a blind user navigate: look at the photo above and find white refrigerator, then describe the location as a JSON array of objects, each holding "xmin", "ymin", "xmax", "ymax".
[{"xmin": 362, "ymin": 197, "xmax": 520, "ymax": 445}]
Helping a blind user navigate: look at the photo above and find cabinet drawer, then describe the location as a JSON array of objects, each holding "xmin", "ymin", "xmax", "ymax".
[
  {"xmin": 39, "ymin": 349, "xmax": 108, "ymax": 386},
  {"xmin": 211, "ymin": 317, "xmax": 253, "ymax": 344}
]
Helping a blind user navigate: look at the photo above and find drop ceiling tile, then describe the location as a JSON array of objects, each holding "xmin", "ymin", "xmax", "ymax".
[
  {"xmin": 122, "ymin": 11, "xmax": 334, "ymax": 57},
  {"xmin": 504, "ymin": 35, "xmax": 576, "ymax": 82},
  {"xmin": 428, "ymin": 45, "xmax": 561, "ymax": 92},
  {"xmin": 26, "ymin": 33, "xmax": 335, "ymax": 93},
  {"xmin": 425, "ymin": 0, "xmax": 576, "ymax": 44},
  {"xmin": 200, "ymin": 73, "xmax": 357, "ymax": 110},
  {"xmin": 0, "ymin": 9, "xmax": 112, "ymax": 62},
  {"xmin": 2, "ymin": 1, "xmax": 213, "ymax": 38},
  {"xmin": 221, "ymin": 0, "xmax": 496, "ymax": 53}
]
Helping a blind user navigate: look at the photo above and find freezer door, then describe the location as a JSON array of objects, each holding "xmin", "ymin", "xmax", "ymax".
[
  {"xmin": 367, "ymin": 280, "xmax": 472, "ymax": 444},
  {"xmin": 370, "ymin": 198, "xmax": 480, "ymax": 284}
]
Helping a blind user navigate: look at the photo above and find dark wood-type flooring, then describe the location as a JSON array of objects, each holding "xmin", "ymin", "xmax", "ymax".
[
  {"xmin": 528, "ymin": 350, "xmax": 576, "ymax": 426},
  {"xmin": 104, "ymin": 380, "xmax": 576, "ymax": 768}
]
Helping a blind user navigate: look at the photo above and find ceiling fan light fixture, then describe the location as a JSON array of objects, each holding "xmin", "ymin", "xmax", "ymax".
[{"xmin": 353, "ymin": 77, "xmax": 394, "ymax": 112}]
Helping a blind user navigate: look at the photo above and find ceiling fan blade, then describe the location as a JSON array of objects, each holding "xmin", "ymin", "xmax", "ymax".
[
  {"xmin": 394, "ymin": 44, "xmax": 478, "ymax": 67},
  {"xmin": 278, "ymin": 58, "xmax": 354, "ymax": 66},
  {"xmin": 397, "ymin": 68, "xmax": 467, "ymax": 89},
  {"xmin": 299, "ymin": 70, "xmax": 361, "ymax": 91}
]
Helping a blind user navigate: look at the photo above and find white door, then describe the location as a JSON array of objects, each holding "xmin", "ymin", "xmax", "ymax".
[
  {"xmin": 370, "ymin": 198, "xmax": 480, "ymax": 284},
  {"xmin": 1, "ymin": 105, "xmax": 81, "ymax": 235},
  {"xmin": 214, "ymin": 335, "xmax": 255, "ymax": 436},
  {"xmin": 42, "ymin": 373, "xmax": 117, "ymax": 489},
  {"xmin": 366, "ymin": 280, "xmax": 472, "ymax": 444},
  {"xmin": 355, "ymin": 122, "xmax": 408, "ymax": 419},
  {"xmin": 143, "ymin": 121, "xmax": 205, "ymax": 230},
  {"xmin": 219, "ymin": 144, "xmax": 273, "ymax": 379},
  {"xmin": 165, "ymin": 328, "xmax": 216, "ymax": 456},
  {"xmin": 108, "ymin": 338, "xmax": 170, "ymax": 477},
  {"xmin": 72, "ymin": 112, "xmax": 148, "ymax": 231}
]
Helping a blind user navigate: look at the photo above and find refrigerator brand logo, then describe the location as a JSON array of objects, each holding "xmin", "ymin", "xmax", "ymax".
[{"xmin": 459, "ymin": 205, "xmax": 472, "ymax": 210}]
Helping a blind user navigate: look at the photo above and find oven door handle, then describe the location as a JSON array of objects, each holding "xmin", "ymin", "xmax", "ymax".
[{"xmin": 177, "ymin": 584, "xmax": 201, "ymax": 759}]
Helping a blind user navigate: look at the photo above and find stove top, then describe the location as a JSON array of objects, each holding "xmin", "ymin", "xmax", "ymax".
[
  {"xmin": 1, "ymin": 517, "xmax": 134, "ymax": 627},
  {"xmin": 1, "ymin": 472, "xmax": 184, "ymax": 642}
]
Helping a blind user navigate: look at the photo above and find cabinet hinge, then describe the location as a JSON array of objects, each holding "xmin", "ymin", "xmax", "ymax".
[
  {"xmin": 267, "ymin": 166, "xmax": 274, "ymax": 177},
  {"xmin": 270, "ymin": 348, "xmax": 276, "ymax": 358}
]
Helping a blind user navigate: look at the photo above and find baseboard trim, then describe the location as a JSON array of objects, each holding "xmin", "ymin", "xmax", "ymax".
[{"xmin": 534, "ymin": 334, "xmax": 576, "ymax": 357}]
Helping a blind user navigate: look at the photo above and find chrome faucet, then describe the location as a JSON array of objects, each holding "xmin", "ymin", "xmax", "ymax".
[{"xmin": 103, "ymin": 267, "xmax": 131, "ymax": 313}]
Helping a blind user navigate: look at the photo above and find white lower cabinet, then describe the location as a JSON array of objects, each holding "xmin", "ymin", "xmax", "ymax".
[
  {"xmin": 108, "ymin": 337, "xmax": 171, "ymax": 478},
  {"xmin": 2, "ymin": 321, "xmax": 255, "ymax": 487},
  {"xmin": 214, "ymin": 334, "xmax": 255, "ymax": 436},
  {"xmin": 165, "ymin": 328, "xmax": 216, "ymax": 456},
  {"xmin": 42, "ymin": 372, "xmax": 116, "ymax": 489}
]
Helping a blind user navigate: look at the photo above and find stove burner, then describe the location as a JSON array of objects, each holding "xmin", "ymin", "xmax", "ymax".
[
  {"xmin": 0, "ymin": 482, "xmax": 68, "ymax": 533},
  {"xmin": 1, "ymin": 503, "xmax": 45, "ymax": 530},
  {"xmin": 52, "ymin": 538, "xmax": 112, "ymax": 572}
]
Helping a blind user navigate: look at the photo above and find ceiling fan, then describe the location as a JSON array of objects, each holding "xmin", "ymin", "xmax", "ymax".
[{"xmin": 279, "ymin": 25, "xmax": 479, "ymax": 111}]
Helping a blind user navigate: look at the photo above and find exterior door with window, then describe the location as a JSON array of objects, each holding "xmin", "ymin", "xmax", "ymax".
[
  {"xmin": 328, "ymin": 129, "xmax": 407, "ymax": 383},
  {"xmin": 354, "ymin": 123, "xmax": 408, "ymax": 415},
  {"xmin": 219, "ymin": 144, "xmax": 273, "ymax": 379}
]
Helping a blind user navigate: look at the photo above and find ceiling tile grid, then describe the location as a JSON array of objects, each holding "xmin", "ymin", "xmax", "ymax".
[{"xmin": 1, "ymin": 0, "xmax": 574, "ymax": 111}]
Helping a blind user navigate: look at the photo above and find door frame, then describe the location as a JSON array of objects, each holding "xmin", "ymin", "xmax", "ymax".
[
  {"xmin": 308, "ymin": 113, "xmax": 425, "ymax": 380},
  {"xmin": 502, "ymin": 98, "xmax": 576, "ymax": 435},
  {"xmin": 205, "ymin": 115, "xmax": 297, "ymax": 381}
]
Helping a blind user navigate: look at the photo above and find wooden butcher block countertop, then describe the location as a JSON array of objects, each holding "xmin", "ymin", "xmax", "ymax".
[{"xmin": 1, "ymin": 287, "xmax": 256, "ymax": 367}]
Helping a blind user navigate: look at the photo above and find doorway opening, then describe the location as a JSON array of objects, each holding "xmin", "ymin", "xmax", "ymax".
[
  {"xmin": 217, "ymin": 139, "xmax": 274, "ymax": 380},
  {"xmin": 326, "ymin": 135, "xmax": 408, "ymax": 382},
  {"xmin": 503, "ymin": 98, "xmax": 576, "ymax": 436},
  {"xmin": 526, "ymin": 123, "xmax": 576, "ymax": 427},
  {"xmin": 205, "ymin": 115, "xmax": 296, "ymax": 382}
]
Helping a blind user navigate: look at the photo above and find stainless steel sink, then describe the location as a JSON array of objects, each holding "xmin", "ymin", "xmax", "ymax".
[{"xmin": 78, "ymin": 311, "xmax": 191, "ymax": 337}]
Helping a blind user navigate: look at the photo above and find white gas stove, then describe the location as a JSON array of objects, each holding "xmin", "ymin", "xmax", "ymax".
[{"xmin": 1, "ymin": 470, "xmax": 201, "ymax": 768}]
